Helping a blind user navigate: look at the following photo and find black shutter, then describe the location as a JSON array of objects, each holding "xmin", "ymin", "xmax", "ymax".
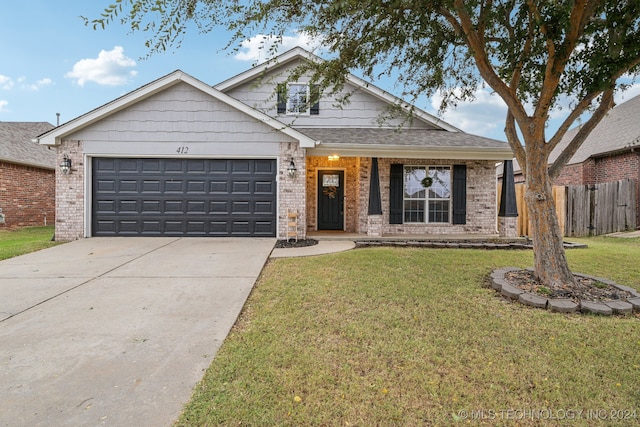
[
  {"xmin": 277, "ymin": 84, "xmax": 286, "ymax": 114},
  {"xmin": 310, "ymin": 84, "xmax": 320, "ymax": 115},
  {"xmin": 452, "ymin": 165, "xmax": 467, "ymax": 224},
  {"xmin": 389, "ymin": 164, "xmax": 403, "ymax": 224}
]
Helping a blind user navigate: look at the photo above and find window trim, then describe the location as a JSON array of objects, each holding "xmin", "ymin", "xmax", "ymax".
[
  {"xmin": 277, "ymin": 83, "xmax": 320, "ymax": 116},
  {"xmin": 403, "ymin": 165, "xmax": 452, "ymax": 224},
  {"xmin": 286, "ymin": 83, "xmax": 311, "ymax": 116}
]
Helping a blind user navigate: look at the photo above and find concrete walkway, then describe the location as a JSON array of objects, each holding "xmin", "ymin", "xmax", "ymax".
[
  {"xmin": 270, "ymin": 240, "xmax": 356, "ymax": 258},
  {"xmin": 0, "ymin": 237, "xmax": 275, "ymax": 427}
]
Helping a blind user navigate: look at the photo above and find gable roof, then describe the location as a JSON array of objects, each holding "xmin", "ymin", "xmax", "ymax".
[
  {"xmin": 37, "ymin": 70, "xmax": 316, "ymax": 148},
  {"xmin": 557, "ymin": 93, "xmax": 640, "ymax": 165},
  {"xmin": 214, "ymin": 47, "xmax": 462, "ymax": 133},
  {"xmin": 299, "ymin": 128, "xmax": 512, "ymax": 160},
  {"xmin": 0, "ymin": 122, "xmax": 55, "ymax": 169}
]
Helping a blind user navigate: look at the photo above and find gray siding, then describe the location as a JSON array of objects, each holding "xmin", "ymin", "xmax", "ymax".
[
  {"xmin": 224, "ymin": 60, "xmax": 438, "ymax": 130},
  {"xmin": 68, "ymin": 82, "xmax": 296, "ymax": 145}
]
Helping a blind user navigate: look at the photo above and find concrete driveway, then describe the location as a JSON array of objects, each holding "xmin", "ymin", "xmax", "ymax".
[{"xmin": 0, "ymin": 237, "xmax": 275, "ymax": 427}]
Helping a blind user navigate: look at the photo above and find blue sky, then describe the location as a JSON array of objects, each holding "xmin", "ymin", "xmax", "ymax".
[{"xmin": 2, "ymin": 1, "xmax": 639, "ymax": 141}]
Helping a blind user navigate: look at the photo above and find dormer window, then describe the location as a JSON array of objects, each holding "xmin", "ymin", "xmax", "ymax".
[{"xmin": 277, "ymin": 83, "xmax": 320, "ymax": 116}]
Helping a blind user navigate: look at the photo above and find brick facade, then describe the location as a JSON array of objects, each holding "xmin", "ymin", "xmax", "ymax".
[
  {"xmin": 278, "ymin": 142, "xmax": 307, "ymax": 240},
  {"xmin": 304, "ymin": 156, "xmax": 498, "ymax": 236},
  {"xmin": 0, "ymin": 161, "xmax": 55, "ymax": 228},
  {"xmin": 54, "ymin": 141, "xmax": 502, "ymax": 240},
  {"xmin": 55, "ymin": 141, "xmax": 85, "ymax": 241}
]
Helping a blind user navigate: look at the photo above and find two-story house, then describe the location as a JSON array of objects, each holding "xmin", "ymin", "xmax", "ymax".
[{"xmin": 37, "ymin": 48, "xmax": 513, "ymax": 241}]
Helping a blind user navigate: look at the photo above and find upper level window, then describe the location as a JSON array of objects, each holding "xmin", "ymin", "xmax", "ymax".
[
  {"xmin": 277, "ymin": 83, "xmax": 320, "ymax": 116},
  {"xmin": 403, "ymin": 166, "xmax": 451, "ymax": 223}
]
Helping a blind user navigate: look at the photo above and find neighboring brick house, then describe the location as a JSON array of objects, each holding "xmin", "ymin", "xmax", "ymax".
[
  {"xmin": 512, "ymin": 94, "xmax": 640, "ymax": 229},
  {"xmin": 37, "ymin": 48, "xmax": 513, "ymax": 241},
  {"xmin": 0, "ymin": 122, "xmax": 56, "ymax": 228}
]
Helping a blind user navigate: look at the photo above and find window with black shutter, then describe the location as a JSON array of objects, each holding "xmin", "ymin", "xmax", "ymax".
[
  {"xmin": 389, "ymin": 164, "xmax": 403, "ymax": 224},
  {"xmin": 452, "ymin": 165, "xmax": 467, "ymax": 224}
]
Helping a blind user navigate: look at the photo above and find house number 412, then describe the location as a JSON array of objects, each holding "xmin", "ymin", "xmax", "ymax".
[{"xmin": 176, "ymin": 145, "xmax": 189, "ymax": 154}]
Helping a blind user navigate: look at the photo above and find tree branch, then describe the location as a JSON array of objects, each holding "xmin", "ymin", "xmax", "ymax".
[
  {"xmin": 505, "ymin": 110, "xmax": 527, "ymax": 176},
  {"xmin": 548, "ymin": 88, "xmax": 615, "ymax": 179},
  {"xmin": 449, "ymin": 0, "xmax": 529, "ymax": 125}
]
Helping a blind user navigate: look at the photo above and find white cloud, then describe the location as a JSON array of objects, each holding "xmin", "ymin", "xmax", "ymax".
[
  {"xmin": 22, "ymin": 78, "xmax": 53, "ymax": 91},
  {"xmin": 235, "ymin": 31, "xmax": 325, "ymax": 62},
  {"xmin": 424, "ymin": 80, "xmax": 640, "ymax": 141},
  {"xmin": 66, "ymin": 46, "xmax": 137, "ymax": 87},
  {"xmin": 430, "ymin": 87, "xmax": 508, "ymax": 139},
  {"xmin": 0, "ymin": 100, "xmax": 9, "ymax": 112},
  {"xmin": 0, "ymin": 75, "xmax": 13, "ymax": 90}
]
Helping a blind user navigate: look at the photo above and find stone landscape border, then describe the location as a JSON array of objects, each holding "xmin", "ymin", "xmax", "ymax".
[
  {"xmin": 354, "ymin": 239, "xmax": 586, "ymax": 250},
  {"xmin": 490, "ymin": 267, "xmax": 640, "ymax": 315}
]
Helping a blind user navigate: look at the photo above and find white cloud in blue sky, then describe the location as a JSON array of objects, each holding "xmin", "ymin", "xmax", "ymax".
[
  {"xmin": 21, "ymin": 78, "xmax": 54, "ymax": 91},
  {"xmin": 65, "ymin": 46, "xmax": 138, "ymax": 87},
  {"xmin": 235, "ymin": 32, "xmax": 325, "ymax": 62},
  {"xmin": 0, "ymin": 75, "xmax": 14, "ymax": 90}
]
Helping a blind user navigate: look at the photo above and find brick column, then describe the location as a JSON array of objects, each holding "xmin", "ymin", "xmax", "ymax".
[{"xmin": 55, "ymin": 141, "xmax": 85, "ymax": 241}]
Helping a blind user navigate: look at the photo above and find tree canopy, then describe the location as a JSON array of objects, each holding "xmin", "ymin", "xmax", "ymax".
[{"xmin": 89, "ymin": 0, "xmax": 640, "ymax": 287}]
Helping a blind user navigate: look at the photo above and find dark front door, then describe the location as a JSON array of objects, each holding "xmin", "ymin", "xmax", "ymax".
[{"xmin": 317, "ymin": 170, "xmax": 344, "ymax": 230}]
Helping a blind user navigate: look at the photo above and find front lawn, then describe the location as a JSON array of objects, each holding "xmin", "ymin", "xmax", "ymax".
[
  {"xmin": 0, "ymin": 226, "xmax": 60, "ymax": 261},
  {"xmin": 177, "ymin": 236, "xmax": 640, "ymax": 426}
]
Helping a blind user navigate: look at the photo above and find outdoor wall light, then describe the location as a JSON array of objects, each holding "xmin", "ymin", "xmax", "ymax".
[
  {"xmin": 60, "ymin": 154, "xmax": 72, "ymax": 175},
  {"xmin": 287, "ymin": 158, "xmax": 297, "ymax": 178}
]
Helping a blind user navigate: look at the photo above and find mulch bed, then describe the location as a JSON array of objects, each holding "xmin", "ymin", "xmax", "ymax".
[
  {"xmin": 505, "ymin": 270, "xmax": 633, "ymax": 304},
  {"xmin": 274, "ymin": 239, "xmax": 319, "ymax": 249}
]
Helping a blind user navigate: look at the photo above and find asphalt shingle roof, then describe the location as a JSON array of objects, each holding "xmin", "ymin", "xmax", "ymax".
[
  {"xmin": 0, "ymin": 122, "xmax": 56, "ymax": 169},
  {"xmin": 562, "ymin": 93, "xmax": 640, "ymax": 164},
  {"xmin": 296, "ymin": 127, "xmax": 509, "ymax": 148}
]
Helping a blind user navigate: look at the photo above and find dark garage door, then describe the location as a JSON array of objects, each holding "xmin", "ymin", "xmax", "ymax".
[{"xmin": 92, "ymin": 158, "xmax": 277, "ymax": 237}]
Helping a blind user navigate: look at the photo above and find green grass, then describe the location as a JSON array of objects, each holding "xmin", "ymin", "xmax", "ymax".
[
  {"xmin": 0, "ymin": 226, "xmax": 60, "ymax": 260},
  {"xmin": 176, "ymin": 236, "xmax": 640, "ymax": 426}
]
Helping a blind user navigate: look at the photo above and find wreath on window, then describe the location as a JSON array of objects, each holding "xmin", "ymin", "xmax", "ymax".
[
  {"xmin": 323, "ymin": 186, "xmax": 337, "ymax": 199},
  {"xmin": 421, "ymin": 176, "xmax": 433, "ymax": 188}
]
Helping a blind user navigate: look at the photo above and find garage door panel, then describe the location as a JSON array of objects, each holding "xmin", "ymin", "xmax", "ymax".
[
  {"xmin": 165, "ymin": 181, "xmax": 184, "ymax": 192},
  {"xmin": 187, "ymin": 180, "xmax": 206, "ymax": 192},
  {"xmin": 92, "ymin": 158, "xmax": 276, "ymax": 237},
  {"xmin": 140, "ymin": 159, "xmax": 161, "ymax": 173},
  {"xmin": 142, "ymin": 180, "xmax": 161, "ymax": 192},
  {"xmin": 254, "ymin": 159, "xmax": 276, "ymax": 174},
  {"xmin": 232, "ymin": 181, "xmax": 250, "ymax": 193}
]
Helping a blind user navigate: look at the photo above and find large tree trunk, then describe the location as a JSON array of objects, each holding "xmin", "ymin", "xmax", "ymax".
[{"xmin": 525, "ymin": 153, "xmax": 576, "ymax": 288}]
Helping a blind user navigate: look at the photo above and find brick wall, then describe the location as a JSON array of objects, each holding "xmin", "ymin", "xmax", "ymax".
[
  {"xmin": 304, "ymin": 157, "xmax": 497, "ymax": 236},
  {"xmin": 0, "ymin": 161, "xmax": 55, "ymax": 228},
  {"xmin": 305, "ymin": 156, "xmax": 360, "ymax": 233},
  {"xmin": 55, "ymin": 141, "xmax": 85, "ymax": 241},
  {"xmin": 279, "ymin": 142, "xmax": 307, "ymax": 239},
  {"xmin": 377, "ymin": 158, "xmax": 498, "ymax": 235}
]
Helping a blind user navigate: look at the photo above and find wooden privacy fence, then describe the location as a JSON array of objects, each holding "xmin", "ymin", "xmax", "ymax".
[
  {"xmin": 498, "ymin": 179, "xmax": 637, "ymax": 237},
  {"xmin": 565, "ymin": 179, "xmax": 636, "ymax": 237}
]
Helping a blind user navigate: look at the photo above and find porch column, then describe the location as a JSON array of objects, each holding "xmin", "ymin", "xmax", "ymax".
[
  {"xmin": 367, "ymin": 157, "xmax": 383, "ymax": 236},
  {"xmin": 498, "ymin": 159, "xmax": 518, "ymax": 238}
]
